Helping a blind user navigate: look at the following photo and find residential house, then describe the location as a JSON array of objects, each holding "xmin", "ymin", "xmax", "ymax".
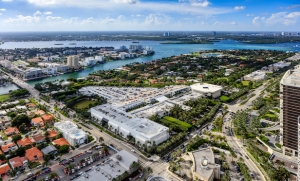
[
  {"xmin": 41, "ymin": 114, "xmax": 54, "ymax": 125},
  {"xmin": 31, "ymin": 117, "xmax": 44, "ymax": 127},
  {"xmin": 4, "ymin": 127, "xmax": 19, "ymax": 136},
  {"xmin": 9, "ymin": 156, "xmax": 28, "ymax": 170},
  {"xmin": 47, "ymin": 130, "xmax": 58, "ymax": 140},
  {"xmin": 31, "ymin": 134, "xmax": 45, "ymax": 144},
  {"xmin": 52, "ymin": 138, "xmax": 70, "ymax": 146},
  {"xmin": 26, "ymin": 103, "xmax": 36, "ymax": 109},
  {"xmin": 15, "ymin": 106, "xmax": 27, "ymax": 110},
  {"xmin": 1, "ymin": 143, "xmax": 18, "ymax": 154},
  {"xmin": 17, "ymin": 138, "xmax": 34, "ymax": 147},
  {"xmin": 25, "ymin": 147, "xmax": 43, "ymax": 163},
  {"xmin": 41, "ymin": 145, "xmax": 58, "ymax": 156},
  {"xmin": 0, "ymin": 164, "xmax": 10, "ymax": 177},
  {"xmin": 35, "ymin": 110, "xmax": 45, "ymax": 116}
]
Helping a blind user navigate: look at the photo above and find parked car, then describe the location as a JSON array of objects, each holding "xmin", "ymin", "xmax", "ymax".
[
  {"xmin": 11, "ymin": 175, "xmax": 18, "ymax": 180},
  {"xmin": 86, "ymin": 150, "xmax": 92, "ymax": 154}
]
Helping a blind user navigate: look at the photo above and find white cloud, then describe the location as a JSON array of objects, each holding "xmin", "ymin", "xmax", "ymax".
[
  {"xmin": 111, "ymin": 0, "xmax": 137, "ymax": 4},
  {"xmin": 0, "ymin": 13, "xmax": 2, "ymax": 16},
  {"xmin": 46, "ymin": 16, "xmax": 61, "ymax": 20},
  {"xmin": 230, "ymin": 21, "xmax": 237, "ymax": 25},
  {"xmin": 2, "ymin": 0, "xmax": 13, "ymax": 1},
  {"xmin": 26, "ymin": 0, "xmax": 230, "ymax": 16},
  {"xmin": 144, "ymin": 13, "xmax": 171, "ymax": 26},
  {"xmin": 234, "ymin": 6, "xmax": 245, "ymax": 10},
  {"xmin": 252, "ymin": 12, "xmax": 300, "ymax": 26},
  {"xmin": 252, "ymin": 16, "xmax": 260, "ymax": 25},
  {"xmin": 178, "ymin": 0, "xmax": 210, "ymax": 7},
  {"xmin": 246, "ymin": 14, "xmax": 255, "ymax": 16},
  {"xmin": 43, "ymin": 11, "xmax": 52, "ymax": 15},
  {"xmin": 0, "ymin": 8, "xmax": 6, "ymax": 11}
]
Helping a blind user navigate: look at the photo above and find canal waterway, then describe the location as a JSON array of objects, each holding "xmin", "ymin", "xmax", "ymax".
[
  {"xmin": 0, "ymin": 82, "xmax": 19, "ymax": 95},
  {"xmin": 1, "ymin": 40, "xmax": 299, "ymax": 86}
]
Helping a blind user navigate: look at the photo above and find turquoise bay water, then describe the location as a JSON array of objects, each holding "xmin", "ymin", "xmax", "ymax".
[{"xmin": 1, "ymin": 40, "xmax": 299, "ymax": 86}]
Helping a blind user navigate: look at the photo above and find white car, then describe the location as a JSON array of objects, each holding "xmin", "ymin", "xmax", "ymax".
[
  {"xmin": 131, "ymin": 149, "xmax": 135, "ymax": 153},
  {"xmin": 11, "ymin": 175, "xmax": 18, "ymax": 180}
]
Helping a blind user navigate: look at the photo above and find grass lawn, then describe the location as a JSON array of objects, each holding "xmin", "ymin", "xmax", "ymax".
[
  {"xmin": 74, "ymin": 100, "xmax": 97, "ymax": 109},
  {"xmin": 0, "ymin": 94, "xmax": 9, "ymax": 103},
  {"xmin": 0, "ymin": 131, "xmax": 8, "ymax": 140},
  {"xmin": 241, "ymin": 81, "xmax": 250, "ymax": 86},
  {"xmin": 220, "ymin": 95, "xmax": 230, "ymax": 102},
  {"xmin": 163, "ymin": 116, "xmax": 192, "ymax": 129},
  {"xmin": 265, "ymin": 113, "xmax": 278, "ymax": 118},
  {"xmin": 217, "ymin": 77, "xmax": 229, "ymax": 81}
]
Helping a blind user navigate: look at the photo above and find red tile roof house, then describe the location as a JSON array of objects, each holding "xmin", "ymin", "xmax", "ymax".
[
  {"xmin": 25, "ymin": 147, "xmax": 44, "ymax": 163},
  {"xmin": 9, "ymin": 156, "xmax": 28, "ymax": 170},
  {"xmin": 47, "ymin": 130, "xmax": 58, "ymax": 140},
  {"xmin": 0, "ymin": 164, "xmax": 10, "ymax": 177},
  {"xmin": 31, "ymin": 117, "xmax": 44, "ymax": 128},
  {"xmin": 41, "ymin": 114, "xmax": 55, "ymax": 125},
  {"xmin": 52, "ymin": 138, "xmax": 70, "ymax": 146},
  {"xmin": 17, "ymin": 137, "xmax": 34, "ymax": 147},
  {"xmin": 31, "ymin": 134, "xmax": 45, "ymax": 144},
  {"xmin": 1, "ymin": 143, "xmax": 18, "ymax": 154},
  {"xmin": 4, "ymin": 127, "xmax": 19, "ymax": 136}
]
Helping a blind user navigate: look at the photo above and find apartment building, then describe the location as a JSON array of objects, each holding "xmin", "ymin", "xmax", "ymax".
[{"xmin": 280, "ymin": 65, "xmax": 300, "ymax": 157}]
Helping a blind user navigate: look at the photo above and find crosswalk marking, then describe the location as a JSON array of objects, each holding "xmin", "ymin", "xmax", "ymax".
[{"xmin": 141, "ymin": 161, "xmax": 153, "ymax": 167}]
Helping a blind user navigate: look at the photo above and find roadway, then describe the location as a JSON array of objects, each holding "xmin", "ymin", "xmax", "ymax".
[{"xmin": 225, "ymin": 84, "xmax": 269, "ymax": 181}]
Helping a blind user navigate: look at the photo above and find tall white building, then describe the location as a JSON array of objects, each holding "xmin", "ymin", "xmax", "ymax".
[
  {"xmin": 54, "ymin": 121, "xmax": 87, "ymax": 146},
  {"xmin": 67, "ymin": 56, "xmax": 79, "ymax": 68},
  {"xmin": 91, "ymin": 104, "xmax": 169, "ymax": 145}
]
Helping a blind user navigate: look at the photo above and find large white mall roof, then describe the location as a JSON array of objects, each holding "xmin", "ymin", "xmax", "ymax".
[{"xmin": 190, "ymin": 83, "xmax": 222, "ymax": 93}]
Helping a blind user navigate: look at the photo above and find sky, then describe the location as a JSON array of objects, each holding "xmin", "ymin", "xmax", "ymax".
[{"xmin": 0, "ymin": 0, "xmax": 300, "ymax": 31}]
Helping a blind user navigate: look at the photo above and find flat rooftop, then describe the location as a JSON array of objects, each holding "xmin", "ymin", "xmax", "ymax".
[
  {"xmin": 79, "ymin": 85, "xmax": 189, "ymax": 106},
  {"xmin": 76, "ymin": 150, "xmax": 137, "ymax": 181},
  {"xmin": 54, "ymin": 121, "xmax": 86, "ymax": 139},
  {"xmin": 192, "ymin": 148, "xmax": 218, "ymax": 180},
  {"xmin": 147, "ymin": 176, "xmax": 170, "ymax": 181},
  {"xmin": 190, "ymin": 83, "xmax": 222, "ymax": 93},
  {"xmin": 281, "ymin": 68, "xmax": 300, "ymax": 87},
  {"xmin": 92, "ymin": 104, "xmax": 168, "ymax": 139}
]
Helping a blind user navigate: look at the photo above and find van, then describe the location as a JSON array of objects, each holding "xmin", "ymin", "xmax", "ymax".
[{"xmin": 27, "ymin": 172, "xmax": 33, "ymax": 177}]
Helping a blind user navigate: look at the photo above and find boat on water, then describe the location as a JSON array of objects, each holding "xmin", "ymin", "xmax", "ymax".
[
  {"xmin": 132, "ymin": 41, "xmax": 139, "ymax": 43},
  {"xmin": 54, "ymin": 43, "xmax": 64, "ymax": 45},
  {"xmin": 69, "ymin": 43, "xmax": 77, "ymax": 45}
]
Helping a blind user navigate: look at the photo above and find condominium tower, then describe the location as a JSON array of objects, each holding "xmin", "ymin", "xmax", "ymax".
[
  {"xmin": 67, "ymin": 56, "xmax": 79, "ymax": 68},
  {"xmin": 280, "ymin": 64, "xmax": 300, "ymax": 157}
]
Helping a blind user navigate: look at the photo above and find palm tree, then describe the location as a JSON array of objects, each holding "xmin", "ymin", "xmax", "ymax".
[
  {"xmin": 99, "ymin": 137, "xmax": 104, "ymax": 143},
  {"xmin": 146, "ymin": 167, "xmax": 153, "ymax": 175},
  {"xmin": 220, "ymin": 152, "xmax": 226, "ymax": 162},
  {"xmin": 222, "ymin": 162, "xmax": 229, "ymax": 170},
  {"xmin": 238, "ymin": 157, "xmax": 244, "ymax": 163},
  {"xmin": 177, "ymin": 164, "xmax": 182, "ymax": 176}
]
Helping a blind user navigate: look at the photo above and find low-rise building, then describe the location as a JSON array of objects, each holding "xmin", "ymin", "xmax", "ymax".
[
  {"xmin": 54, "ymin": 121, "xmax": 87, "ymax": 146},
  {"xmin": 243, "ymin": 70, "xmax": 267, "ymax": 81},
  {"xmin": 4, "ymin": 127, "xmax": 19, "ymax": 136},
  {"xmin": 22, "ymin": 68, "xmax": 44, "ymax": 80},
  {"xmin": 47, "ymin": 130, "xmax": 58, "ymax": 140},
  {"xmin": 189, "ymin": 148, "xmax": 220, "ymax": 181},
  {"xmin": 91, "ymin": 104, "xmax": 169, "ymax": 145},
  {"xmin": 25, "ymin": 147, "xmax": 43, "ymax": 163},
  {"xmin": 0, "ymin": 164, "xmax": 10, "ymax": 177},
  {"xmin": 41, "ymin": 114, "xmax": 55, "ymax": 125},
  {"xmin": 1, "ymin": 143, "xmax": 18, "ymax": 153},
  {"xmin": 31, "ymin": 117, "xmax": 44, "ymax": 127},
  {"xmin": 17, "ymin": 137, "xmax": 34, "ymax": 147},
  {"xmin": 41, "ymin": 145, "xmax": 58, "ymax": 156},
  {"xmin": 31, "ymin": 134, "xmax": 45, "ymax": 144},
  {"xmin": 76, "ymin": 150, "xmax": 138, "ymax": 181},
  {"xmin": 52, "ymin": 138, "xmax": 70, "ymax": 146},
  {"xmin": 9, "ymin": 156, "xmax": 28, "ymax": 170},
  {"xmin": 190, "ymin": 83, "xmax": 223, "ymax": 98}
]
